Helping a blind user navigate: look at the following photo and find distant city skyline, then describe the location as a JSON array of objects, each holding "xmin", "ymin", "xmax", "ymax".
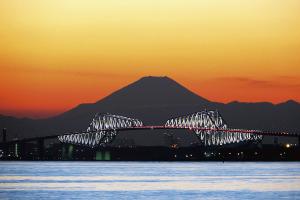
[{"xmin": 0, "ymin": 0, "xmax": 300, "ymax": 118}]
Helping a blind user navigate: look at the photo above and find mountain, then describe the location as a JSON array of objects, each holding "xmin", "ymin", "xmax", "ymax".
[
  {"xmin": 51, "ymin": 76, "xmax": 211, "ymax": 129},
  {"xmin": 1, "ymin": 76, "xmax": 300, "ymax": 144},
  {"xmin": 99, "ymin": 76, "xmax": 208, "ymax": 106}
]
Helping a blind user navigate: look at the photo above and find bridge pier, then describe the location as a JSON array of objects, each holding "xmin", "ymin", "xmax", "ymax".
[
  {"xmin": 105, "ymin": 151, "xmax": 111, "ymax": 160},
  {"xmin": 68, "ymin": 144, "xmax": 73, "ymax": 160},
  {"xmin": 61, "ymin": 144, "xmax": 72, "ymax": 160},
  {"xmin": 95, "ymin": 151, "xmax": 103, "ymax": 160},
  {"xmin": 95, "ymin": 151, "xmax": 111, "ymax": 161},
  {"xmin": 61, "ymin": 143, "xmax": 73, "ymax": 160},
  {"xmin": 14, "ymin": 142, "xmax": 19, "ymax": 158}
]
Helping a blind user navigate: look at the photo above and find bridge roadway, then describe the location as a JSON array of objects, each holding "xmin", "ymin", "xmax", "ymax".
[{"xmin": 1, "ymin": 126, "xmax": 299, "ymax": 145}]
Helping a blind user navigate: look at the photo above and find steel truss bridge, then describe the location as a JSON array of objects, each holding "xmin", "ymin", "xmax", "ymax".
[{"xmin": 58, "ymin": 110, "xmax": 297, "ymax": 148}]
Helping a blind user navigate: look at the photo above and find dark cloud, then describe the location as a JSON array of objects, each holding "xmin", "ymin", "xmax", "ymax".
[{"xmin": 214, "ymin": 77, "xmax": 300, "ymax": 89}]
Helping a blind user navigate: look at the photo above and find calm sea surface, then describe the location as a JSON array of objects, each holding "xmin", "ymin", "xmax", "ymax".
[{"xmin": 0, "ymin": 161, "xmax": 300, "ymax": 200}]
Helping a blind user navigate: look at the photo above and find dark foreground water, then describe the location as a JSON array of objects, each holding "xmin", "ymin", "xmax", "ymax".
[{"xmin": 0, "ymin": 162, "xmax": 300, "ymax": 200}]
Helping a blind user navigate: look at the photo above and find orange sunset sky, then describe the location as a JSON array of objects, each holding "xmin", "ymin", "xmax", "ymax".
[{"xmin": 0, "ymin": 0, "xmax": 300, "ymax": 118}]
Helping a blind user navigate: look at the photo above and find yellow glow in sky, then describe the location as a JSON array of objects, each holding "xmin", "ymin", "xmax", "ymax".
[{"xmin": 0, "ymin": 0, "xmax": 300, "ymax": 118}]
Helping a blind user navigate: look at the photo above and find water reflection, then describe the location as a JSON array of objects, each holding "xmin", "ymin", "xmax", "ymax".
[{"xmin": 0, "ymin": 162, "xmax": 300, "ymax": 199}]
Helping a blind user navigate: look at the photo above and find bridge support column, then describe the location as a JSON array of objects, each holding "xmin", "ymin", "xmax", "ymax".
[
  {"xmin": 95, "ymin": 151, "xmax": 111, "ymax": 161},
  {"xmin": 67, "ymin": 144, "xmax": 73, "ymax": 160},
  {"xmin": 61, "ymin": 144, "xmax": 73, "ymax": 160},
  {"xmin": 104, "ymin": 151, "xmax": 111, "ymax": 161},
  {"xmin": 95, "ymin": 151, "xmax": 103, "ymax": 161},
  {"xmin": 14, "ymin": 143, "xmax": 19, "ymax": 158}
]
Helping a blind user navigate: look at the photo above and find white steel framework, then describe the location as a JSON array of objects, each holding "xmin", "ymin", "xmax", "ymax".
[
  {"xmin": 58, "ymin": 113, "xmax": 143, "ymax": 147},
  {"xmin": 58, "ymin": 111, "xmax": 263, "ymax": 147},
  {"xmin": 165, "ymin": 110, "xmax": 262, "ymax": 146}
]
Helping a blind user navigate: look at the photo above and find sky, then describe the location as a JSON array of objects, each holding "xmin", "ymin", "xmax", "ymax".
[{"xmin": 0, "ymin": 0, "xmax": 300, "ymax": 118}]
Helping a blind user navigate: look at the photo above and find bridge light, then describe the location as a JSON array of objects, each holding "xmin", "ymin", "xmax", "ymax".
[{"xmin": 285, "ymin": 144, "xmax": 291, "ymax": 148}]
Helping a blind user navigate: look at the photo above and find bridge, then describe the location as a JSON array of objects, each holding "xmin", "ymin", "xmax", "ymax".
[
  {"xmin": 0, "ymin": 110, "xmax": 299, "ymax": 160},
  {"xmin": 57, "ymin": 110, "xmax": 298, "ymax": 147}
]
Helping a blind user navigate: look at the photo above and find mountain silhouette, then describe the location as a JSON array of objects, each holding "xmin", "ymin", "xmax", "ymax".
[
  {"xmin": 99, "ymin": 76, "xmax": 209, "ymax": 106},
  {"xmin": 0, "ymin": 76, "xmax": 300, "ymax": 145}
]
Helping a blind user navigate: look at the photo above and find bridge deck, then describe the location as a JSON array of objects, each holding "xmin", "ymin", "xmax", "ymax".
[{"xmin": 1, "ymin": 126, "xmax": 299, "ymax": 145}]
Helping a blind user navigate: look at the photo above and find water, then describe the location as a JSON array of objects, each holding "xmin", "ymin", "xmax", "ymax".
[{"xmin": 0, "ymin": 161, "xmax": 300, "ymax": 200}]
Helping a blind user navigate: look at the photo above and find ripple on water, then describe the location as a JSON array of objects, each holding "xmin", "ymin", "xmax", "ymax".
[{"xmin": 0, "ymin": 162, "xmax": 300, "ymax": 200}]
